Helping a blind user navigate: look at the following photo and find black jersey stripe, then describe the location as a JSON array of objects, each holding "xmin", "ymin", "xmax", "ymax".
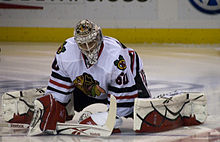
[
  {"xmin": 47, "ymin": 86, "xmax": 72, "ymax": 95},
  {"xmin": 107, "ymin": 101, "xmax": 134, "ymax": 107},
  {"xmin": 117, "ymin": 102, "xmax": 134, "ymax": 107},
  {"xmin": 51, "ymin": 71, "xmax": 72, "ymax": 83},
  {"xmin": 108, "ymin": 85, "xmax": 137, "ymax": 93},
  {"xmin": 135, "ymin": 51, "xmax": 140, "ymax": 74}
]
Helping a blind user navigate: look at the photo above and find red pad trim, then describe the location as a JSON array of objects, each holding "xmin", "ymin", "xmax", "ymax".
[{"xmin": 79, "ymin": 116, "xmax": 97, "ymax": 125}]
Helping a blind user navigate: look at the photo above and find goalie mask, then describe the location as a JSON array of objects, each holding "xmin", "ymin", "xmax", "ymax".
[{"xmin": 74, "ymin": 19, "xmax": 103, "ymax": 65}]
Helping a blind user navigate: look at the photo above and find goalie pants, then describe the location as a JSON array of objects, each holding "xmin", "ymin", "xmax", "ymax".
[
  {"xmin": 73, "ymin": 88, "xmax": 108, "ymax": 112},
  {"xmin": 73, "ymin": 88, "xmax": 147, "ymax": 118}
]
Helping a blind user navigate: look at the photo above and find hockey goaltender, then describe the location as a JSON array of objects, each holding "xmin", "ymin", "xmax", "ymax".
[{"xmin": 1, "ymin": 19, "xmax": 207, "ymax": 136}]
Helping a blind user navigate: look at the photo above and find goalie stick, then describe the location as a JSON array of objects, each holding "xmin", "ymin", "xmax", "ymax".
[{"xmin": 0, "ymin": 95, "xmax": 116, "ymax": 137}]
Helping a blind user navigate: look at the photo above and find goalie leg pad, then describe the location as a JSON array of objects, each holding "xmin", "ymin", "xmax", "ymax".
[
  {"xmin": 39, "ymin": 94, "xmax": 67, "ymax": 130},
  {"xmin": 8, "ymin": 109, "xmax": 34, "ymax": 124},
  {"xmin": 181, "ymin": 93, "xmax": 207, "ymax": 126},
  {"xmin": 133, "ymin": 92, "xmax": 207, "ymax": 133},
  {"xmin": 28, "ymin": 94, "xmax": 67, "ymax": 135},
  {"xmin": 2, "ymin": 88, "xmax": 46, "ymax": 123}
]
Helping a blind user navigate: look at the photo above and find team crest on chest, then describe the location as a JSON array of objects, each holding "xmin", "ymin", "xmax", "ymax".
[
  {"xmin": 73, "ymin": 73, "xmax": 106, "ymax": 97},
  {"xmin": 57, "ymin": 41, "xmax": 67, "ymax": 54},
  {"xmin": 114, "ymin": 55, "xmax": 127, "ymax": 70}
]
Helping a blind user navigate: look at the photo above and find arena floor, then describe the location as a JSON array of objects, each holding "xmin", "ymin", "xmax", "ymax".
[{"xmin": 0, "ymin": 42, "xmax": 220, "ymax": 142}]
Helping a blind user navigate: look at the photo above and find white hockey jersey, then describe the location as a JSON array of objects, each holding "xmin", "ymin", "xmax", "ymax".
[{"xmin": 46, "ymin": 36, "xmax": 145, "ymax": 117}]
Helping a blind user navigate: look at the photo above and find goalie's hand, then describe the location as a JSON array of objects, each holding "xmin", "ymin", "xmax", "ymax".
[{"xmin": 73, "ymin": 72, "xmax": 106, "ymax": 97}]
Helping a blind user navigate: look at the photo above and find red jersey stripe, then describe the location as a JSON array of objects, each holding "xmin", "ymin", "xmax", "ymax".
[{"xmin": 49, "ymin": 79, "xmax": 74, "ymax": 89}]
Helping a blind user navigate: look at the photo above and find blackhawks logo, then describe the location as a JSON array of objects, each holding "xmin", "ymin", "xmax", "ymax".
[
  {"xmin": 73, "ymin": 73, "xmax": 106, "ymax": 97},
  {"xmin": 57, "ymin": 41, "xmax": 67, "ymax": 54},
  {"xmin": 114, "ymin": 55, "xmax": 127, "ymax": 70}
]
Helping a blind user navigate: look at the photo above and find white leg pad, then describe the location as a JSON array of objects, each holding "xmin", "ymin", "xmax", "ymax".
[
  {"xmin": 2, "ymin": 88, "xmax": 46, "ymax": 122},
  {"xmin": 133, "ymin": 92, "xmax": 207, "ymax": 133}
]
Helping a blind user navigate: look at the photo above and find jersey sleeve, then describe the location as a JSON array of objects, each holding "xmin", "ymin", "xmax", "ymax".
[
  {"xmin": 107, "ymin": 49, "xmax": 138, "ymax": 117},
  {"xmin": 129, "ymin": 49, "xmax": 151, "ymax": 98},
  {"xmin": 46, "ymin": 42, "xmax": 74, "ymax": 103}
]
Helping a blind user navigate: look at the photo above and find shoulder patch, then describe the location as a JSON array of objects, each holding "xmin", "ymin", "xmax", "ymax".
[
  {"xmin": 57, "ymin": 41, "xmax": 67, "ymax": 54},
  {"xmin": 114, "ymin": 55, "xmax": 127, "ymax": 70}
]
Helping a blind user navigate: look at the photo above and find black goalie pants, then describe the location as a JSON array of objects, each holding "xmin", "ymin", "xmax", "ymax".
[{"xmin": 73, "ymin": 88, "xmax": 108, "ymax": 112}]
